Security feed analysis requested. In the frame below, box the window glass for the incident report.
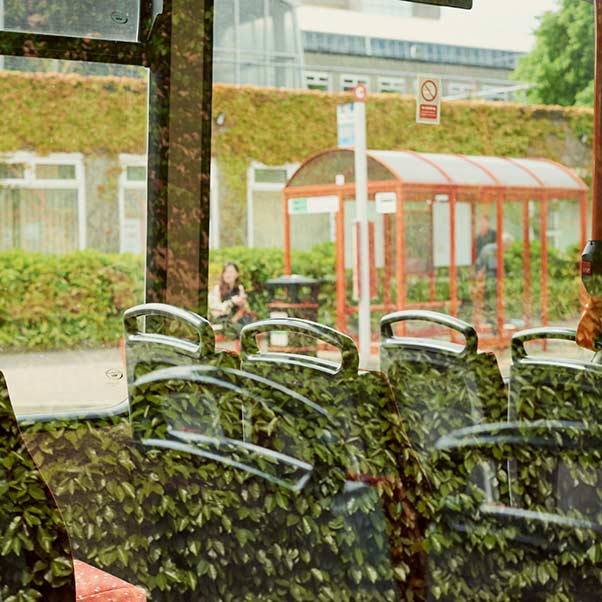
[0,59,148,416]
[0,0,141,42]
[1,2,598,601]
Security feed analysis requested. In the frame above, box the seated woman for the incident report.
[209,262,254,336]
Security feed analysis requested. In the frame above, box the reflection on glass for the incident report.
[0,0,140,42]
[0,58,147,415]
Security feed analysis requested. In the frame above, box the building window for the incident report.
[247,163,297,247]
[0,152,85,254]
[303,32,367,57]
[447,81,473,98]
[341,75,370,92]
[305,71,331,92]
[118,154,147,255]
[377,77,406,94]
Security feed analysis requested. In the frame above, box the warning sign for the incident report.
[416,76,441,125]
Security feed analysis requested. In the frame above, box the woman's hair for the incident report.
[219,262,241,299]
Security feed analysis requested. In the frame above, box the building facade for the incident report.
[213,0,529,101]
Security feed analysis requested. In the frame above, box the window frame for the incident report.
[0,151,86,251]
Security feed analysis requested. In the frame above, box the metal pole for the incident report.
[283,191,291,274]
[336,190,347,332]
[354,88,371,366]
[0,0,5,70]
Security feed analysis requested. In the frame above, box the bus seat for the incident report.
[238,317,430,597]
[129,363,403,599]
[509,327,602,422]
[0,371,146,602]
[429,422,602,602]
[380,310,507,470]
[123,303,238,398]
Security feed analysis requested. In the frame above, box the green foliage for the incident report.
[0,373,75,601]
[0,239,582,352]
[0,72,593,247]
[0,72,147,155]
[0,249,143,351]
[427,423,602,601]
[21,341,433,601]
[513,0,595,106]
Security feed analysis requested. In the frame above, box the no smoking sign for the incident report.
[416,75,441,125]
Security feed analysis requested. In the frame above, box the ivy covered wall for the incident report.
[0,71,594,247]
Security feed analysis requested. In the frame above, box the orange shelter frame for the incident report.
[281,148,588,349]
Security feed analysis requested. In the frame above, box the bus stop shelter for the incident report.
[282,148,588,347]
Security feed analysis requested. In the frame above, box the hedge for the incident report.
[0,249,144,352]
[0,71,594,247]
[0,241,584,352]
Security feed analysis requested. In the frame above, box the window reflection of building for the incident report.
[0,153,85,254]
[214,0,304,88]
[118,155,147,255]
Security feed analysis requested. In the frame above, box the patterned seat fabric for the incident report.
[74,560,147,601]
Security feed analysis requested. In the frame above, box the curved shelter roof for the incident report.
[285,148,587,194]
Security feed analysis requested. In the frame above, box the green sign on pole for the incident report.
[404,0,473,8]
[289,199,308,214]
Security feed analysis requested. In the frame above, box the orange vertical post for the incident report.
[580,191,589,308]
[336,191,347,333]
[283,191,291,275]
[540,194,549,327]
[395,184,406,311]
[495,191,505,341]
[523,196,531,326]
[449,187,458,317]
[471,200,477,264]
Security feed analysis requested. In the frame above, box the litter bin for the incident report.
[265,275,321,321]
[264,275,321,348]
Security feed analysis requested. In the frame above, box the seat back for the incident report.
[380,310,507,467]
[130,364,401,600]
[509,327,602,422]
[428,422,602,602]
[0,371,76,601]
[239,318,430,599]
[124,303,238,408]
[240,317,421,477]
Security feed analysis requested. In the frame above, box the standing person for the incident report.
[474,233,514,333]
[475,214,497,257]
[209,262,253,336]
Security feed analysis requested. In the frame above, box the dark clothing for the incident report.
[476,228,497,258]
[475,242,499,277]
[475,242,500,333]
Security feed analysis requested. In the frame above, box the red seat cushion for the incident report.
[74,559,147,602]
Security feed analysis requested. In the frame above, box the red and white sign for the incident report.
[416,76,441,125]
[353,83,367,102]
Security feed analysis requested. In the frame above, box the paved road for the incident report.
[1,348,127,416]
[1,337,588,418]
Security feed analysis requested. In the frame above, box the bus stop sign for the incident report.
[403,0,473,8]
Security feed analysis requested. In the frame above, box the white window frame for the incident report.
[210,158,219,249]
[377,77,407,94]
[304,70,331,92]
[0,151,86,250]
[340,74,370,93]
[447,81,473,99]
[247,162,298,248]
[118,154,147,255]
[119,155,220,251]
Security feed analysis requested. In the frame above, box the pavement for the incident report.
[0,333,593,418]
[1,347,127,416]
